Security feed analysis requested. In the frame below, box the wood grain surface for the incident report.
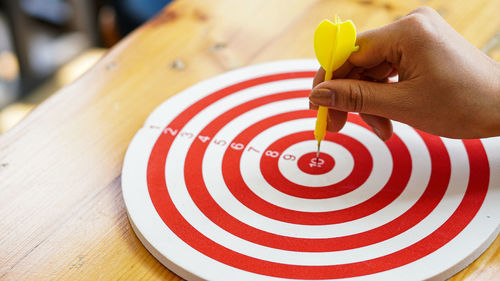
[1,0,499,280]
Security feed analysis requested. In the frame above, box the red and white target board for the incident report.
[122,59,500,281]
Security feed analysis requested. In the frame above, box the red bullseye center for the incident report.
[297,152,335,175]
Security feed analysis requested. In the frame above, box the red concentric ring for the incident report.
[146,72,489,279]
[221,112,410,227]
[260,130,372,199]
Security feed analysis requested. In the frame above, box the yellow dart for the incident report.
[313,16,359,160]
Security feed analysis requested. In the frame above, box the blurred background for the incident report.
[0,0,171,134]
[1,0,500,135]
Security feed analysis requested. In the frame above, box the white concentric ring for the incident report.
[196,98,433,239]
[238,117,392,212]
[278,140,354,187]
[161,105,470,266]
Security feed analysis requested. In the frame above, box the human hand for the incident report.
[309,7,500,140]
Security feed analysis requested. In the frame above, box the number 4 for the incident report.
[198,135,210,143]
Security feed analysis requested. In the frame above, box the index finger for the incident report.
[312,60,354,88]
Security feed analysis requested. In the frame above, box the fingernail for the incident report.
[309,88,334,106]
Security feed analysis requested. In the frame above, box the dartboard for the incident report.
[121,59,500,281]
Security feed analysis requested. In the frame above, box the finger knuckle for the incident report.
[401,12,436,37]
[402,13,428,29]
[345,83,365,112]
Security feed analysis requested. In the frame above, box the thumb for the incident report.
[309,79,407,117]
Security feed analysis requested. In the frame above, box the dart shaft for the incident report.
[313,69,332,157]
[316,140,321,161]
[314,106,328,142]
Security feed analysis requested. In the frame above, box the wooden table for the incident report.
[1,0,499,280]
